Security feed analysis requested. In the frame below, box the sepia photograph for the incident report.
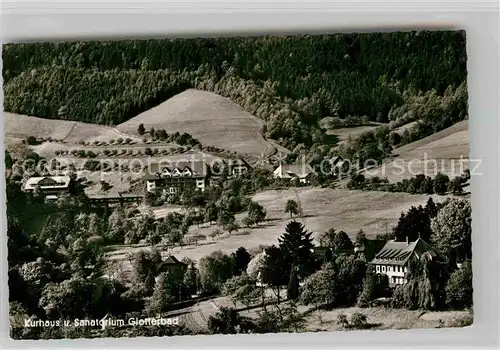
[3,30,473,340]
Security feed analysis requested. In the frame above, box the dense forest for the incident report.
[3,31,467,153]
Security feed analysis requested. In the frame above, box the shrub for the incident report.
[433,172,450,195]
[26,136,38,145]
[445,261,472,310]
[137,123,145,135]
[350,312,368,329]
[336,314,349,329]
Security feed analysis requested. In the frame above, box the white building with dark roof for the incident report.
[22,176,72,195]
[329,155,350,176]
[273,163,315,183]
[145,161,210,194]
[370,238,445,286]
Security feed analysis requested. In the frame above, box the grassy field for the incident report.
[360,120,469,182]
[117,89,283,157]
[326,123,384,146]
[392,120,419,134]
[4,112,142,145]
[106,187,449,268]
[173,291,471,333]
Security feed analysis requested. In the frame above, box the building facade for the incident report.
[145,161,210,194]
[370,238,443,286]
[23,176,72,196]
[330,156,350,176]
[273,163,314,184]
[225,159,251,177]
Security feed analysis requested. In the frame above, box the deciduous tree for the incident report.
[431,198,472,262]
[285,200,300,218]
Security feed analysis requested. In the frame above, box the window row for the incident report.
[375,265,406,273]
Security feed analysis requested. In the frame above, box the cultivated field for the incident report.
[117,89,282,157]
[106,187,449,267]
[360,121,469,182]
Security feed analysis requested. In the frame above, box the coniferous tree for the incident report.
[425,197,439,218]
[392,206,432,243]
[355,229,367,245]
[147,272,172,315]
[278,220,315,278]
[286,265,300,301]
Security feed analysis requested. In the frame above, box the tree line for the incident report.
[347,171,469,195]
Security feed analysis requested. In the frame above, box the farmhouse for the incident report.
[330,155,350,176]
[225,158,251,176]
[370,238,444,286]
[162,255,187,274]
[153,255,188,283]
[273,163,315,183]
[22,176,72,195]
[145,161,211,194]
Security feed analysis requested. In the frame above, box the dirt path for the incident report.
[61,121,79,142]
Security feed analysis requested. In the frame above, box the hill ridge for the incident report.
[117,89,282,157]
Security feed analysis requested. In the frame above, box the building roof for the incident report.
[225,158,251,168]
[163,255,187,267]
[144,160,209,180]
[23,176,71,191]
[370,238,443,266]
[274,163,314,179]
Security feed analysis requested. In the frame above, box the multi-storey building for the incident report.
[370,238,444,286]
[23,176,72,196]
[145,161,210,194]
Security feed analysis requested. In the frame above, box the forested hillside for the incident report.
[3,31,467,152]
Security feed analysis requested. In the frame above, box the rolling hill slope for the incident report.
[117,89,280,157]
[3,112,141,144]
[360,120,469,182]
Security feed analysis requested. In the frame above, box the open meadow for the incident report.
[105,187,450,269]
[4,112,142,145]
